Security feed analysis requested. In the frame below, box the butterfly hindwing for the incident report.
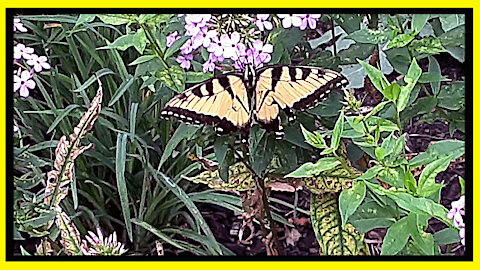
[161,74,251,135]
[254,66,348,138]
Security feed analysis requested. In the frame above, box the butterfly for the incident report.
[160,65,348,141]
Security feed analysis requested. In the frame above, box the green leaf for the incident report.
[397,58,422,112]
[387,33,416,48]
[20,246,31,256]
[165,36,190,59]
[459,176,465,195]
[365,101,390,119]
[108,75,135,106]
[433,228,461,245]
[349,200,397,232]
[439,14,465,32]
[97,14,133,25]
[378,166,405,188]
[159,124,200,168]
[437,81,465,110]
[417,155,452,197]
[409,37,446,54]
[214,136,230,165]
[357,165,382,180]
[365,182,451,225]
[339,181,366,228]
[286,157,341,178]
[185,71,213,83]
[158,66,186,93]
[148,168,223,255]
[412,14,430,34]
[133,28,147,54]
[409,140,464,168]
[438,25,465,49]
[300,125,326,149]
[104,33,137,51]
[404,170,417,193]
[76,14,96,25]
[383,83,400,101]
[249,126,274,176]
[358,60,390,91]
[411,228,435,255]
[47,104,80,134]
[330,111,344,150]
[428,56,442,95]
[381,132,397,158]
[381,214,413,255]
[131,219,186,251]
[375,147,386,161]
[345,29,389,44]
[129,55,157,66]
[384,47,412,74]
[418,72,450,84]
[115,133,132,242]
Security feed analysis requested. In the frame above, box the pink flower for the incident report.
[14,18,27,32]
[192,27,217,49]
[26,54,51,72]
[277,14,303,29]
[14,43,34,60]
[180,39,194,55]
[252,40,273,64]
[184,14,211,36]
[254,14,273,31]
[300,14,321,30]
[14,125,19,133]
[235,40,274,69]
[166,31,180,47]
[176,53,193,70]
[202,54,220,73]
[14,70,35,97]
[210,32,241,60]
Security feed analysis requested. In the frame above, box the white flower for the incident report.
[26,54,51,72]
[14,18,28,32]
[277,14,303,28]
[14,43,34,60]
[14,70,35,97]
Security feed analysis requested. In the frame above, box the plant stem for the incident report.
[331,17,337,56]
[255,175,284,256]
[235,148,284,256]
[396,14,405,33]
[140,24,169,69]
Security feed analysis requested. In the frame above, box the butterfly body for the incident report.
[161,65,348,140]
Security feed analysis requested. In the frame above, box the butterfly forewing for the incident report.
[254,66,348,137]
[161,74,251,134]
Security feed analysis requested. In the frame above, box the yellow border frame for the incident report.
[1,1,478,268]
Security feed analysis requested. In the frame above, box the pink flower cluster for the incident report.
[447,195,465,246]
[168,14,322,73]
[170,14,275,72]
[13,42,51,98]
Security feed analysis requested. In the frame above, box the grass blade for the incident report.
[108,75,135,106]
[47,104,80,134]
[115,133,132,242]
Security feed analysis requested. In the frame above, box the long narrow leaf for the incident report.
[115,133,132,242]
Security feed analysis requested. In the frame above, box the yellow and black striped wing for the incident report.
[254,66,348,137]
[161,74,251,134]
